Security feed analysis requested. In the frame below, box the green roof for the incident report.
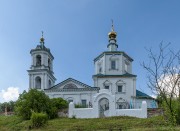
[94,51,133,62]
[30,45,54,59]
[136,90,154,99]
[93,73,137,78]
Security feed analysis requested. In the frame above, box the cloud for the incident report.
[0,87,19,102]
[150,94,157,99]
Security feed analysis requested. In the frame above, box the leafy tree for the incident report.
[15,89,52,120]
[50,98,68,110]
[15,89,68,120]
[0,101,16,113]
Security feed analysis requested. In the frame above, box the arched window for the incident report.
[35,76,41,89]
[103,80,111,90]
[49,80,51,88]
[109,55,119,70]
[111,60,116,69]
[48,59,51,70]
[99,67,102,73]
[36,55,41,66]
[116,80,126,93]
[66,97,74,103]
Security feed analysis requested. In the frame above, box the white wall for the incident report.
[116,101,147,118]
[69,103,98,118]
[69,101,147,119]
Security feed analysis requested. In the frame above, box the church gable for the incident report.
[48,78,93,90]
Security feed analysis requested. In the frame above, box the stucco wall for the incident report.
[116,101,147,118]
[94,77,136,105]
[69,101,147,118]
[69,90,147,119]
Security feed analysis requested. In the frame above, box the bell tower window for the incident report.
[99,67,102,74]
[36,55,41,66]
[35,76,41,89]
[48,59,51,70]
[49,80,51,88]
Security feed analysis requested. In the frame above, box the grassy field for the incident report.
[0,115,179,131]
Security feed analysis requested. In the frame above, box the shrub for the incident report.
[47,106,58,119]
[15,89,51,120]
[75,103,88,108]
[31,112,48,128]
[50,98,68,110]
[15,89,69,120]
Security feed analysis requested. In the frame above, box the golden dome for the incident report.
[108,20,117,38]
[108,31,117,38]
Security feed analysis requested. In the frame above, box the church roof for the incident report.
[30,45,54,59]
[93,73,137,78]
[94,51,133,62]
[44,78,100,92]
[136,90,154,99]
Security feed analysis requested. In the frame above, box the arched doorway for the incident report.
[99,98,109,117]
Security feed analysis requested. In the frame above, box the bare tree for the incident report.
[142,42,180,117]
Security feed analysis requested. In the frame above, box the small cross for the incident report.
[111,19,114,31]
[41,31,44,38]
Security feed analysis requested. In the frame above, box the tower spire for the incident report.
[107,20,118,51]
[40,31,45,48]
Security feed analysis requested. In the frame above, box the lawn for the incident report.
[0,115,179,131]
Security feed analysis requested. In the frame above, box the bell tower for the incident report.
[28,32,56,90]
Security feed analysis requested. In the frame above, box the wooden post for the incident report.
[4,106,7,116]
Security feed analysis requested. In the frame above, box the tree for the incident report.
[15,89,68,120]
[0,101,15,113]
[50,98,68,110]
[142,43,180,124]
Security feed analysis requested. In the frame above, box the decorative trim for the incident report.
[47,78,98,90]
[44,87,100,92]
[93,73,137,78]
[94,51,133,62]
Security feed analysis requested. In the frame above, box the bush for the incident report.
[75,103,88,108]
[15,89,69,120]
[50,98,68,110]
[15,89,51,120]
[47,106,58,119]
[31,112,48,128]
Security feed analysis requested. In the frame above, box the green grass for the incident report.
[0,115,180,131]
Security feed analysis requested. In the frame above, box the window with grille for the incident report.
[118,85,123,92]
[111,60,116,69]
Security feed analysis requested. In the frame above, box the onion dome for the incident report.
[108,20,117,39]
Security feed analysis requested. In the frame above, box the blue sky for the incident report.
[0,0,180,102]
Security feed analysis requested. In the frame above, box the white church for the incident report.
[28,24,157,118]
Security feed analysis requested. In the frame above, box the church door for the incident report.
[98,98,109,117]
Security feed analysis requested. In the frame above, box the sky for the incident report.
[0,0,180,102]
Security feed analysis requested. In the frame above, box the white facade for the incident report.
[28,27,156,118]
[45,78,99,107]
[69,89,147,118]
